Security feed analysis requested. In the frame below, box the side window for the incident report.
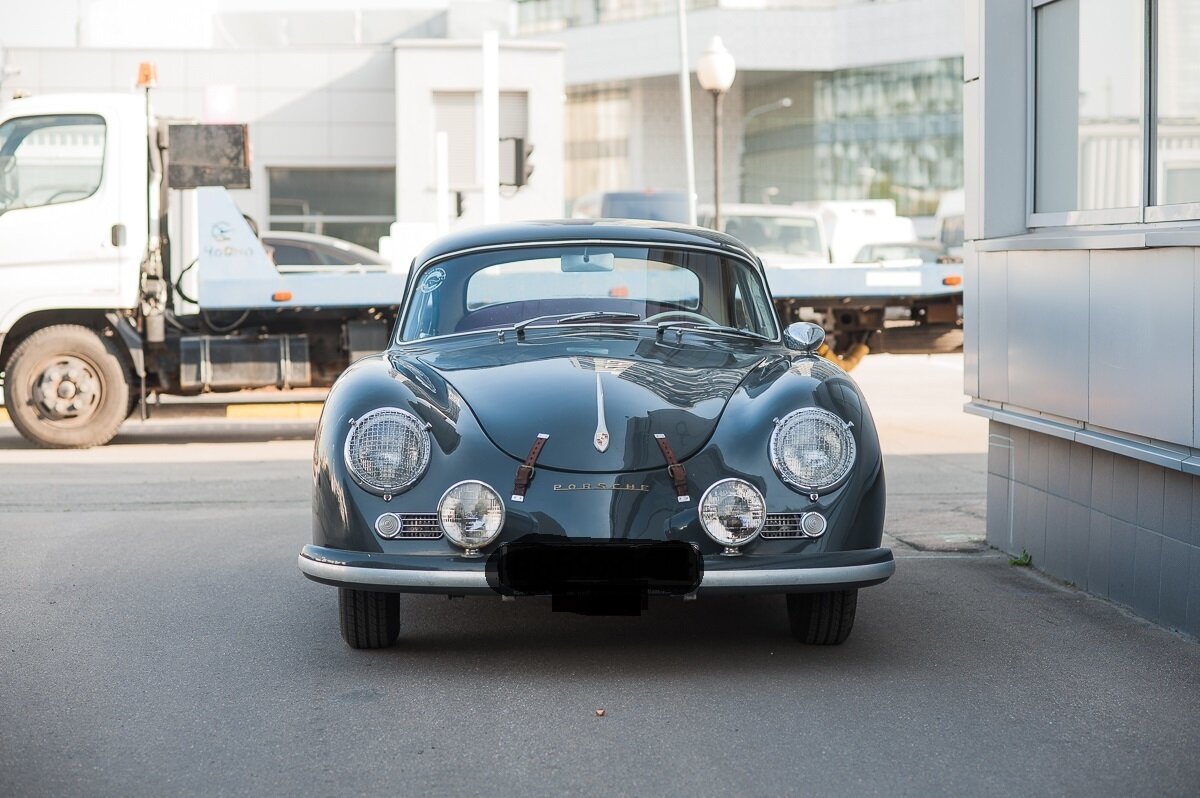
[313,245,360,267]
[0,114,105,214]
[268,243,318,266]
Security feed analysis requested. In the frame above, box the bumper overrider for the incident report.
[298,542,895,596]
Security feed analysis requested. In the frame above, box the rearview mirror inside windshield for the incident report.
[561,251,614,272]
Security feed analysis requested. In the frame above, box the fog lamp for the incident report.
[438,480,505,555]
[699,479,765,555]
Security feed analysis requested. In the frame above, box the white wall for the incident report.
[393,40,564,227]
[1,46,396,226]
[629,76,743,202]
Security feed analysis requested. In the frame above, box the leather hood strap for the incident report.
[654,433,691,503]
[511,433,549,502]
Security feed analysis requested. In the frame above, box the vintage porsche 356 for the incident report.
[298,220,893,648]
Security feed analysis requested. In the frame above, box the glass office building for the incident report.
[540,0,966,218]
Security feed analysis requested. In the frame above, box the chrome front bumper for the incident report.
[298,545,895,595]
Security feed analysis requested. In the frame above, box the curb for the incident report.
[0,402,323,425]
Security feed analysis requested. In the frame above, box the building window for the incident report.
[1155,0,1200,206]
[564,83,631,206]
[432,91,529,190]
[742,59,962,217]
[1034,0,1144,215]
[267,167,395,251]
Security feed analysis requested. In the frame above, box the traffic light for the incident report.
[515,138,534,187]
[500,137,535,188]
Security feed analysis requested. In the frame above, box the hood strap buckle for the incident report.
[511,433,549,502]
[654,433,691,503]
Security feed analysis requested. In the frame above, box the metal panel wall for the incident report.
[977,250,1008,402]
[1006,250,1090,420]
[1090,248,1195,446]
[963,242,980,397]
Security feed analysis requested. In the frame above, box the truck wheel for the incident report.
[2,324,132,449]
[786,590,857,645]
[338,588,400,649]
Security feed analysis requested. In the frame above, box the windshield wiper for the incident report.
[558,311,641,324]
[654,320,771,342]
[512,311,642,341]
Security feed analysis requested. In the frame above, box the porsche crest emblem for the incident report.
[594,372,610,452]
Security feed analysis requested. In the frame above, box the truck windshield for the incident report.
[723,215,824,258]
[400,244,777,342]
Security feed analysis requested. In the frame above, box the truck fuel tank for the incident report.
[179,334,311,391]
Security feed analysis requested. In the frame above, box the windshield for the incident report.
[400,244,778,342]
[722,215,824,257]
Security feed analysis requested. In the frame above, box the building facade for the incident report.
[0,1,563,252]
[521,0,965,218]
[966,0,1200,636]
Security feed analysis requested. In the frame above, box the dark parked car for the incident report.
[299,220,893,648]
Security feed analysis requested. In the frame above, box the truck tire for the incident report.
[338,588,400,649]
[2,324,132,449]
[786,589,857,645]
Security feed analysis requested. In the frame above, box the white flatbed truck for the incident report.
[0,91,409,448]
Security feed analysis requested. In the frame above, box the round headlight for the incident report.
[344,408,431,496]
[699,478,765,550]
[438,480,505,552]
[770,407,856,492]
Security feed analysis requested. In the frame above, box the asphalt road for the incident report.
[1,355,1197,797]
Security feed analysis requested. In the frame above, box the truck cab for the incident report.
[0,94,147,333]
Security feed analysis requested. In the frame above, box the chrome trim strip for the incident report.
[699,560,895,589]
[299,554,492,589]
[299,553,894,590]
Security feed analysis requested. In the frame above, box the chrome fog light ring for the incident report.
[375,512,403,539]
[800,511,827,538]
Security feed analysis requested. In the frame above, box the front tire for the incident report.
[3,324,131,449]
[338,588,400,649]
[786,590,857,645]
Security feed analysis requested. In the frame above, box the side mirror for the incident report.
[783,321,825,353]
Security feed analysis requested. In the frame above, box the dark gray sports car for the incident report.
[299,220,893,648]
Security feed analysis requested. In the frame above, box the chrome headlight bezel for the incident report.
[343,407,431,497]
[769,407,857,493]
[699,478,766,548]
[437,480,506,552]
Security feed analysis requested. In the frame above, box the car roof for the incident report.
[412,219,760,268]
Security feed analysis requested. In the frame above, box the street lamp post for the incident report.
[696,36,736,230]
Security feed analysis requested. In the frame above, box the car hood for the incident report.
[408,335,768,473]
